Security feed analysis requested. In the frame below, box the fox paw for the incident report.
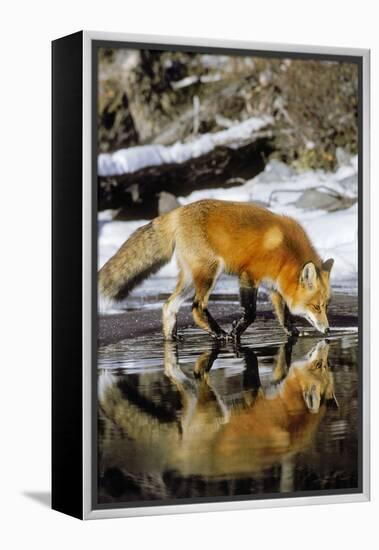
[285,326,299,338]
[164,332,184,342]
[211,329,228,341]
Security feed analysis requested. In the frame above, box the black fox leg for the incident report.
[271,290,299,337]
[230,275,257,340]
[192,300,227,339]
[284,337,295,366]
[193,345,221,379]
[284,304,299,337]
[272,340,295,384]
[241,347,261,390]
[192,266,227,339]
[231,345,261,406]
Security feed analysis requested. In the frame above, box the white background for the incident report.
[0,1,377,548]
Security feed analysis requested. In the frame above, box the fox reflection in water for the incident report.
[168,340,337,477]
[98,338,342,501]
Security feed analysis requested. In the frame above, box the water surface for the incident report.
[97,326,359,506]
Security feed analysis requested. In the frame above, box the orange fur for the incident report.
[99,199,334,337]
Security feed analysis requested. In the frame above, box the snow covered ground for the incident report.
[98,154,358,305]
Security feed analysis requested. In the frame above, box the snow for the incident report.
[98,155,358,301]
[98,115,273,177]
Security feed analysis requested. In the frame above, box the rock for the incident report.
[294,188,357,212]
[158,192,180,215]
[335,147,351,168]
[257,159,295,183]
[338,175,358,196]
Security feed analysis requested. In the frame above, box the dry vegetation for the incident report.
[98,48,358,171]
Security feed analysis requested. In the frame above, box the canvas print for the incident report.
[96,46,360,507]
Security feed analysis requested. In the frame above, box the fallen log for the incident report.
[98,137,274,216]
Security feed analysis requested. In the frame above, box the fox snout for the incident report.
[305,311,331,335]
[303,313,330,335]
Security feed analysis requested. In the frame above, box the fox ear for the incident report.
[325,387,339,409]
[300,262,317,289]
[322,258,334,275]
[325,393,339,409]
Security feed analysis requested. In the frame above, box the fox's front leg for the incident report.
[271,339,294,384]
[193,344,220,379]
[271,290,299,337]
[229,273,257,341]
[191,265,227,339]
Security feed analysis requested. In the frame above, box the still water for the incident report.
[97,327,359,506]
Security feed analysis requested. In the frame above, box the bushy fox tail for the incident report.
[98,213,176,304]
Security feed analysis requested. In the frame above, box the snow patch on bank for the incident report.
[98,115,273,177]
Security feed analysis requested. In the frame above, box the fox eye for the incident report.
[314,360,323,369]
[312,304,321,312]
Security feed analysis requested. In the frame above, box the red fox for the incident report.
[99,199,334,340]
